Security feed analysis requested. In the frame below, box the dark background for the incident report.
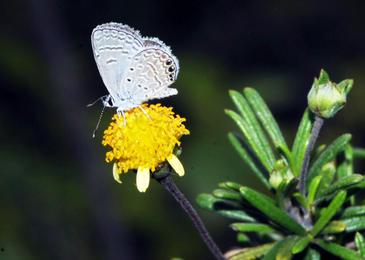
[1,0,365,259]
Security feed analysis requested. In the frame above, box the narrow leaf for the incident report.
[316,240,365,260]
[213,189,242,201]
[293,192,308,209]
[226,109,272,171]
[275,141,295,170]
[225,243,276,260]
[231,223,276,233]
[337,144,354,179]
[308,176,322,206]
[276,236,300,260]
[341,206,365,219]
[322,221,346,234]
[196,193,256,222]
[243,88,289,159]
[342,216,365,232]
[219,181,243,191]
[307,134,352,185]
[319,175,363,197]
[312,190,347,236]
[315,162,336,198]
[292,108,314,176]
[228,132,271,189]
[229,90,276,168]
[292,236,311,254]
[262,238,289,260]
[355,232,365,257]
[240,187,306,235]
[237,232,250,243]
[304,248,321,260]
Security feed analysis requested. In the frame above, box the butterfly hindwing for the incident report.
[120,42,179,104]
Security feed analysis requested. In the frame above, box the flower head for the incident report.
[102,104,190,192]
[308,69,353,118]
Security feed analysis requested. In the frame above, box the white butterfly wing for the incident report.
[120,39,179,104]
[91,23,144,101]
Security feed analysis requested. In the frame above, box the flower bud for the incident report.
[307,69,353,118]
[269,159,294,189]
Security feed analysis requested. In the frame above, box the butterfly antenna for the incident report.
[87,95,107,107]
[92,105,106,138]
[138,105,151,120]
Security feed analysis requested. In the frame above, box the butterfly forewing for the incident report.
[91,23,144,101]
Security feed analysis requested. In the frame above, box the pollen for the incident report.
[102,104,190,174]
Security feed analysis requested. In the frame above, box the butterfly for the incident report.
[91,22,179,117]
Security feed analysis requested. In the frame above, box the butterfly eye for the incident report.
[166,60,172,66]
[168,66,175,72]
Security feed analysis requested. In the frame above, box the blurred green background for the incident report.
[1,0,365,259]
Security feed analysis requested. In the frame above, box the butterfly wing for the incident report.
[91,23,144,102]
[119,39,179,104]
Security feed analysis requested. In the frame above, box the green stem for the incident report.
[299,115,324,196]
[154,174,226,260]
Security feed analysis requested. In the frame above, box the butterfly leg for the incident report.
[117,107,127,126]
[138,105,152,121]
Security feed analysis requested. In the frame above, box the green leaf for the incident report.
[315,162,336,199]
[342,216,365,232]
[240,187,306,235]
[308,176,322,206]
[319,175,363,197]
[243,88,290,161]
[275,141,295,170]
[228,91,276,169]
[276,236,300,260]
[196,193,256,222]
[227,243,276,260]
[337,144,354,179]
[237,232,250,243]
[219,181,243,191]
[322,221,346,234]
[307,134,352,185]
[212,189,242,201]
[355,232,365,257]
[293,192,308,209]
[231,223,276,233]
[312,190,347,237]
[341,206,365,218]
[354,148,365,158]
[292,236,311,254]
[316,240,365,260]
[262,238,289,260]
[292,108,314,176]
[228,132,271,189]
[304,248,321,260]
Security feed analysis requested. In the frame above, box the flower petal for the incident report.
[167,154,185,176]
[113,163,122,183]
[136,167,150,192]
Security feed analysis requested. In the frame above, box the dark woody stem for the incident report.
[299,115,325,196]
[154,174,226,260]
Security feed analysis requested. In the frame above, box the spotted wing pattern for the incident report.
[91,23,144,101]
[120,41,179,104]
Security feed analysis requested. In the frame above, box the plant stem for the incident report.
[154,174,226,260]
[299,115,324,196]
[353,147,365,158]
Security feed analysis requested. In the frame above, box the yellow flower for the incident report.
[102,104,190,192]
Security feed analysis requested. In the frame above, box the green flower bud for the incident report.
[307,69,353,118]
[269,159,294,189]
